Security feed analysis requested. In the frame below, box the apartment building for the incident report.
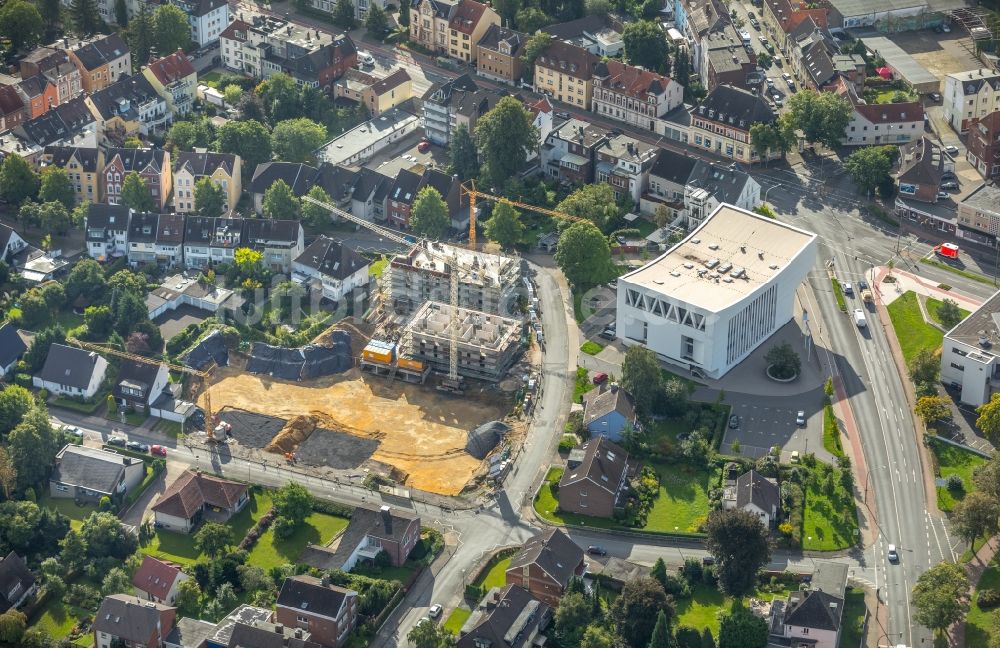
[40,145,104,205]
[168,0,231,46]
[956,183,1000,249]
[69,34,132,94]
[944,69,1000,134]
[592,60,683,131]
[596,134,658,205]
[541,118,609,186]
[104,147,173,210]
[0,85,25,132]
[421,74,504,146]
[445,0,499,63]
[702,26,759,92]
[689,85,778,164]
[173,151,242,215]
[16,76,58,120]
[967,112,1000,180]
[842,100,924,146]
[85,75,171,144]
[534,41,600,110]
[142,50,197,117]
[304,0,391,21]
[475,26,526,85]
[20,46,83,104]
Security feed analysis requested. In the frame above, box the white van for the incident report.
[358,51,375,66]
[853,308,867,328]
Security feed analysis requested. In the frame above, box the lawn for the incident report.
[580,340,604,355]
[929,438,988,512]
[199,71,223,87]
[31,598,89,641]
[369,256,389,278]
[474,556,512,591]
[573,367,595,404]
[925,296,970,328]
[534,468,618,531]
[247,510,349,570]
[443,607,472,635]
[840,587,868,648]
[831,277,847,312]
[822,403,844,459]
[38,492,98,531]
[152,419,184,438]
[50,393,105,415]
[353,562,418,585]
[873,88,916,103]
[966,561,1000,647]
[144,490,273,565]
[646,463,714,534]
[674,582,794,636]
[886,291,943,364]
[802,467,860,551]
[54,308,85,331]
[572,291,586,323]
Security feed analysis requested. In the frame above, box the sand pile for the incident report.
[266,415,317,454]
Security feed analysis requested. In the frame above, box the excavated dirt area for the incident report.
[201,367,507,495]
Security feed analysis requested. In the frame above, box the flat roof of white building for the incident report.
[621,204,816,312]
[946,289,1000,351]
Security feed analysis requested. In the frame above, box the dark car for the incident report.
[106,436,126,447]
[701,556,716,565]
[858,279,869,291]
[126,441,149,453]
[587,546,607,556]
[728,414,740,429]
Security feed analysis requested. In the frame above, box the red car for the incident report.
[150,445,167,457]
[417,140,430,153]
[592,372,608,385]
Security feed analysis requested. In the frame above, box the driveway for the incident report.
[720,391,831,462]
[119,458,189,527]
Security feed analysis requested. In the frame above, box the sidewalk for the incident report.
[948,534,1000,647]
[873,266,984,311]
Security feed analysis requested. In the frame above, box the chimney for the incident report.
[321,574,330,587]
[274,623,284,634]
[380,505,393,534]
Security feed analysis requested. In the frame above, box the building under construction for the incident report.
[387,241,520,315]
[400,301,522,382]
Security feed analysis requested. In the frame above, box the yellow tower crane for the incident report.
[460,179,585,249]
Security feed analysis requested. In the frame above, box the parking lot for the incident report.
[720,392,829,461]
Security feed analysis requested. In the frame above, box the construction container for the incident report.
[362,339,396,365]
[397,357,426,372]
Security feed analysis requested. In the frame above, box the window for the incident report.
[951,362,965,371]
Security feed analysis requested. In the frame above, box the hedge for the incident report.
[312,499,354,518]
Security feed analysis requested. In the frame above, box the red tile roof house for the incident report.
[151,469,249,533]
[275,574,359,648]
[93,594,177,648]
[505,529,586,607]
[132,555,189,605]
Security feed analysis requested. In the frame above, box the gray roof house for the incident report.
[723,469,781,527]
[0,323,27,377]
[292,235,371,303]
[93,594,177,648]
[0,552,37,613]
[32,343,109,399]
[457,584,551,648]
[581,384,638,442]
[769,561,849,648]
[505,528,586,606]
[50,444,146,503]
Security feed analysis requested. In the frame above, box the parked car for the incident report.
[592,372,609,385]
[740,29,751,43]
[766,78,775,88]
[64,426,83,438]
[858,279,869,290]
[417,140,430,153]
[790,450,800,462]
[781,72,792,82]
[587,545,607,556]
[759,35,768,45]
[150,445,167,457]
[428,604,443,618]
[796,410,806,426]
[599,327,616,340]
[944,144,959,155]
[937,191,951,200]
[729,414,740,429]
[358,51,375,66]
[555,111,570,119]
[749,16,760,28]
[941,180,959,190]
[126,441,149,453]
[941,23,951,32]
[107,436,126,447]
[929,92,942,102]
[701,556,716,565]
[887,544,899,562]
[842,282,853,295]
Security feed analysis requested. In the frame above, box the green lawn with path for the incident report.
[32,600,88,640]
[474,556,512,591]
[886,291,943,364]
[929,438,987,512]
[966,561,1000,647]
[925,296,970,328]
[802,467,860,551]
[840,587,868,648]
[573,367,595,404]
[675,582,793,635]
[247,510,349,570]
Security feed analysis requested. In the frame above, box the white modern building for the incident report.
[315,107,419,166]
[943,69,1000,135]
[616,203,817,379]
[169,0,231,46]
[941,290,1000,406]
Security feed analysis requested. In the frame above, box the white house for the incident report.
[84,203,130,260]
[616,203,817,379]
[152,470,250,533]
[842,100,925,146]
[722,469,781,527]
[943,69,1000,134]
[114,360,170,413]
[33,344,109,399]
[769,562,848,648]
[940,289,1000,407]
[0,223,28,263]
[292,236,370,302]
[683,160,761,230]
[169,0,231,46]
[132,556,189,605]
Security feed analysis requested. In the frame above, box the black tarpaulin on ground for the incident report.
[466,420,509,459]
[248,330,352,381]
[184,330,229,370]
[247,343,305,381]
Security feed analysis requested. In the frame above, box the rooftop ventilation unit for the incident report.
[719,263,732,273]
[683,262,694,269]
[708,243,719,250]
[705,259,719,269]
[691,238,701,244]
[769,264,779,270]
[670,271,681,277]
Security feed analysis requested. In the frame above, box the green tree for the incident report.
[974,454,1000,501]
[101,567,132,596]
[843,145,895,196]
[673,47,691,89]
[786,90,853,149]
[114,0,127,25]
[0,447,15,500]
[223,83,243,107]
[366,3,388,36]
[234,247,264,279]
[0,385,34,436]
[675,627,702,648]
[554,592,592,646]
[622,20,670,73]
[332,0,356,28]
[977,394,1000,444]
[108,269,147,295]
[217,120,272,175]
[20,201,72,234]
[68,0,101,35]
[515,6,551,33]
[0,609,27,644]
[700,628,716,648]
[0,1,44,52]
[38,167,75,209]
[648,609,672,648]
[301,186,334,226]
[194,522,233,558]
[258,73,300,122]
[262,179,300,219]
[0,154,39,205]
[494,0,520,23]
[273,482,314,526]
[410,186,450,239]
[407,619,456,648]
[399,0,410,26]
[37,0,61,33]
[114,290,149,335]
[81,511,138,559]
[650,557,668,590]
[521,32,553,77]
[120,172,156,212]
[579,625,616,648]
[22,326,66,373]
[749,119,795,163]
[765,342,800,379]
[174,577,201,610]
[951,491,1000,548]
[912,561,969,636]
[611,577,672,648]
[621,345,663,415]
[6,407,58,493]
[194,177,226,218]
[704,509,771,597]
[272,118,327,163]
[484,201,524,248]
[126,2,153,66]
[718,605,768,648]
[908,348,940,385]
[555,220,614,289]
[475,96,538,189]
[936,298,963,328]
[167,119,213,152]
[449,124,479,181]
[556,184,619,231]
[153,4,192,55]
[914,395,951,426]
[84,305,114,338]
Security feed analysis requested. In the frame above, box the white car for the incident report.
[740,29,751,43]
[358,51,376,66]
[887,544,899,562]
[937,191,951,200]
[781,72,792,82]
[64,426,83,438]
[796,410,806,426]
[428,604,443,618]
[766,78,775,88]
[854,308,867,328]
[944,145,959,155]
